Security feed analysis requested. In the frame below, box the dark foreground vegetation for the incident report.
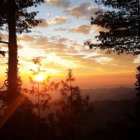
[0,86,140,140]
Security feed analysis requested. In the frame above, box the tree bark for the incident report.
[7,0,19,102]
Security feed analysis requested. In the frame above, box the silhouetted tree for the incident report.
[0,0,44,102]
[135,66,140,96]
[47,70,93,140]
[24,57,59,120]
[29,57,51,119]
[87,1,140,136]
[87,0,140,55]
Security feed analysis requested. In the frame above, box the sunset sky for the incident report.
[0,0,139,89]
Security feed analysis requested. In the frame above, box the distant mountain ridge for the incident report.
[81,87,135,101]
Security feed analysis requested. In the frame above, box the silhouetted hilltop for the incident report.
[1,90,140,140]
[81,87,135,101]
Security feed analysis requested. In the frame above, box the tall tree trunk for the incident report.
[7,0,19,102]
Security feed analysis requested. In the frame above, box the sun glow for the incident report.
[34,74,45,82]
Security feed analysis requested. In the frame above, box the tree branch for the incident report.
[0,40,9,44]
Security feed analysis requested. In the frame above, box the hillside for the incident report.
[81,87,135,101]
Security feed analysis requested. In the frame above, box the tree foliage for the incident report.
[46,70,93,140]
[0,0,43,33]
[0,0,44,101]
[89,0,140,55]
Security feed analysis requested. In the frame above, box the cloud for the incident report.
[18,35,35,42]
[65,2,98,18]
[17,34,103,64]
[38,19,48,27]
[91,25,109,32]
[70,25,90,34]
[94,57,113,65]
[0,33,8,41]
[17,33,109,72]
[133,55,140,63]
[54,27,67,31]
[82,52,102,59]
[47,16,68,25]
[45,53,81,68]
[46,13,54,17]
[35,36,48,46]
[45,0,70,8]
[49,36,68,44]
[69,24,109,35]
[38,16,68,27]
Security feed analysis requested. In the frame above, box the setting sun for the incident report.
[34,74,45,82]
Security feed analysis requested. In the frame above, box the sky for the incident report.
[0,0,139,89]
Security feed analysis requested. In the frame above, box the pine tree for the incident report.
[49,70,93,140]
[88,0,140,55]
[0,0,44,102]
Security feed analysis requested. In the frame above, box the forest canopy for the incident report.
[89,0,140,55]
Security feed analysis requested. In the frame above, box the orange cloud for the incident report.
[70,25,90,34]
[45,0,70,8]
[0,33,8,41]
[91,25,109,32]
[18,35,35,42]
[38,19,48,27]
[47,16,68,25]
[94,57,113,65]
[38,16,68,27]
[65,2,98,18]
[69,24,109,35]
[133,55,140,64]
